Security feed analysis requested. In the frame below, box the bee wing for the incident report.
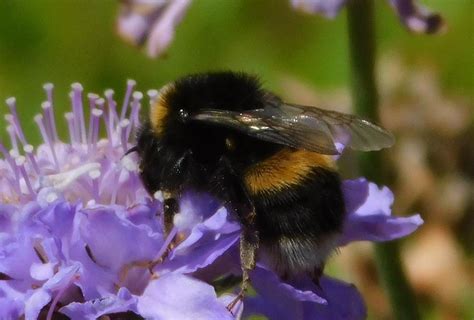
[192,102,394,155]
[279,103,395,152]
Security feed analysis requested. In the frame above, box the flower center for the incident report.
[0,81,156,207]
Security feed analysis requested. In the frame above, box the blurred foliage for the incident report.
[0,1,472,319]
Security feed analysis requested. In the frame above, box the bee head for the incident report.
[149,71,265,140]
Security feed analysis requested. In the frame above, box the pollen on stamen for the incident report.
[34,114,59,169]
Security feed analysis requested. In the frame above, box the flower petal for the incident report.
[340,179,423,245]
[137,273,234,320]
[78,205,163,273]
[245,266,366,320]
[159,207,240,274]
[60,287,138,320]
[389,0,444,33]
[25,289,51,320]
[117,0,193,58]
[291,0,348,18]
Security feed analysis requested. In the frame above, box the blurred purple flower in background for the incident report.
[117,0,192,58]
[0,82,422,319]
[291,0,444,33]
[116,0,443,58]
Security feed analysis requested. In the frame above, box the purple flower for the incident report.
[291,0,444,33]
[0,81,422,319]
[117,0,192,58]
[0,82,237,319]
[116,0,443,59]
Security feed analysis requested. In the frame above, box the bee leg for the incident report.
[226,227,259,314]
[160,192,179,260]
[215,157,258,313]
[163,193,179,235]
[147,192,179,272]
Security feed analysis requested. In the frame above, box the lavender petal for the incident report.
[389,0,444,33]
[137,273,234,320]
[60,287,138,320]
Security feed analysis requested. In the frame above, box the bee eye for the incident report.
[178,109,189,122]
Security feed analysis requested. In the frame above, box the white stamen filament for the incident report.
[41,162,101,191]
[34,115,59,169]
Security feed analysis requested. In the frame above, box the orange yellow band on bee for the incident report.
[244,148,335,195]
[150,84,173,135]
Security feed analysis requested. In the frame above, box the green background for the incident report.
[0,0,471,144]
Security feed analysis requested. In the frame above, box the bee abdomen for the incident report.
[252,166,345,275]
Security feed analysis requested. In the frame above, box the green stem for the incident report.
[346,0,420,319]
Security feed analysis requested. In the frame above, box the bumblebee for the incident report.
[134,71,393,306]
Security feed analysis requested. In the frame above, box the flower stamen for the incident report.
[34,114,59,169]
[41,101,59,143]
[71,83,87,144]
[16,156,35,196]
[23,144,41,175]
[41,162,101,191]
[120,79,136,121]
[64,112,77,145]
[5,97,27,145]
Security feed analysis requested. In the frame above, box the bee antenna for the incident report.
[123,145,138,158]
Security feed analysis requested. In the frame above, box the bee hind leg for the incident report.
[227,226,259,314]
[213,156,259,314]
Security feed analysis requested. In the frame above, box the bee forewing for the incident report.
[191,101,394,155]
[280,103,395,152]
